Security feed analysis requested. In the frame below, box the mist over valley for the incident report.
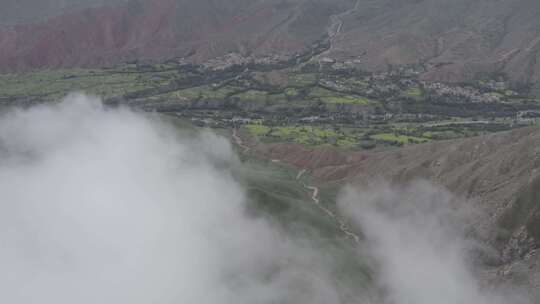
[1,0,540,302]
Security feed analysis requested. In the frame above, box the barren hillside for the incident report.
[0,0,350,71]
[333,0,540,93]
[252,126,540,295]
[3,0,540,93]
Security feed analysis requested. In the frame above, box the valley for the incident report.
[1,0,540,301]
[2,49,539,151]
[3,0,540,152]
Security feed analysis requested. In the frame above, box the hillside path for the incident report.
[296,169,360,244]
[231,131,360,244]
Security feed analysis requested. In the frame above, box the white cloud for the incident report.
[0,93,530,304]
[338,180,530,304]
[0,93,343,304]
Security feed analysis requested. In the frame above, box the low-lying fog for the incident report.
[0,94,530,303]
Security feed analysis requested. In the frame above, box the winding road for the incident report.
[232,131,360,244]
[296,169,360,244]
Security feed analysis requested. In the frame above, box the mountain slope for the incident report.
[0,0,125,26]
[332,0,540,93]
[0,0,350,71]
[3,0,540,93]
[256,126,540,252]
[252,125,540,296]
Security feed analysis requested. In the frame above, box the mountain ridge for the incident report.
[3,0,540,94]
[0,0,350,72]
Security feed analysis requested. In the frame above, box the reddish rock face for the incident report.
[0,0,196,70]
[0,0,342,71]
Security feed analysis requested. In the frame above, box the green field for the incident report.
[0,60,531,153]
[244,124,352,146]
[371,133,429,145]
[403,87,424,100]
[233,157,375,301]
[0,66,178,101]
[243,123,442,149]
[320,95,374,105]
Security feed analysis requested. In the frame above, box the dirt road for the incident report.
[232,131,360,244]
[296,169,360,244]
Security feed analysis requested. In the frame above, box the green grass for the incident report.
[170,85,238,100]
[344,78,370,90]
[165,118,376,298]
[486,92,504,99]
[371,133,429,144]
[422,131,461,140]
[266,93,287,103]
[308,87,335,98]
[336,137,358,147]
[245,122,439,149]
[307,87,375,105]
[288,73,318,87]
[0,67,179,100]
[270,126,338,145]
[284,87,299,97]
[231,90,268,102]
[404,87,424,100]
[234,158,375,297]
[244,124,363,147]
[320,95,374,105]
[245,124,271,136]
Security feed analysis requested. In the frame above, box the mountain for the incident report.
[0,0,350,71]
[332,0,540,94]
[1,0,540,298]
[2,0,540,93]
